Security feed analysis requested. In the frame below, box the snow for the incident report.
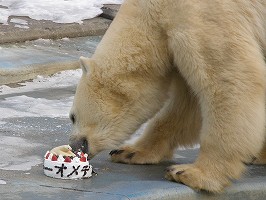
[0,70,81,123]
[0,136,42,171]
[0,0,124,25]
[0,69,82,95]
[0,95,74,120]
[11,18,29,29]
[14,24,29,29]
[0,180,7,185]
[10,18,28,25]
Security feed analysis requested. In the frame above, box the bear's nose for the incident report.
[69,136,89,154]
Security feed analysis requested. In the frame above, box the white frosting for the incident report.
[43,151,92,179]
[58,155,64,162]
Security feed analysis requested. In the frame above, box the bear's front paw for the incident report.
[109,146,161,164]
[165,164,229,193]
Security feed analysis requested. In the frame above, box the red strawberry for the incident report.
[45,153,50,159]
[80,152,85,157]
[64,156,71,163]
[51,155,58,161]
[80,156,86,162]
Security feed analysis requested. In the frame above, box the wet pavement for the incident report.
[0,36,101,84]
[0,85,266,200]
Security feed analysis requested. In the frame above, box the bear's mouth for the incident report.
[69,136,89,155]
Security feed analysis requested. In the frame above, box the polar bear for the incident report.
[69,0,266,192]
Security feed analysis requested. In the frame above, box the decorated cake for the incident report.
[43,145,93,179]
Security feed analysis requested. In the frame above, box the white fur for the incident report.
[70,0,266,192]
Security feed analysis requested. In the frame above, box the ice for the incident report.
[0,0,124,25]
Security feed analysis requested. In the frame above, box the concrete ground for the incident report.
[1,3,266,200]
[0,85,266,200]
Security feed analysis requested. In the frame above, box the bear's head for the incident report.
[69,57,171,157]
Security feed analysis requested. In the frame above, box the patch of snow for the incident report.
[14,24,29,29]
[61,37,70,42]
[33,38,52,44]
[0,136,43,171]
[0,95,73,121]
[0,69,82,95]
[0,0,124,25]
[0,70,79,123]
[0,157,41,171]
[173,154,185,159]
[10,18,28,25]
[0,180,7,184]
[177,144,200,150]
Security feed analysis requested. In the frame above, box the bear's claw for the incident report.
[110,148,136,163]
[109,149,124,155]
[110,145,167,164]
[176,170,185,175]
[110,146,152,164]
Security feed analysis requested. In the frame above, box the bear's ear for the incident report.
[79,56,94,74]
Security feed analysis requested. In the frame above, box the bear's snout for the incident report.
[69,136,89,154]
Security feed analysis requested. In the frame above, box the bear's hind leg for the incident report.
[110,71,201,164]
[166,38,266,192]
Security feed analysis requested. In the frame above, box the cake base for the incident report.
[44,159,92,179]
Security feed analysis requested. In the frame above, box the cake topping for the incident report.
[80,156,86,162]
[64,156,72,163]
[50,145,76,157]
[51,155,58,161]
[57,155,64,162]
[44,145,89,163]
[45,152,50,159]
[73,157,80,163]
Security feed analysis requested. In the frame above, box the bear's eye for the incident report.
[70,114,76,124]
